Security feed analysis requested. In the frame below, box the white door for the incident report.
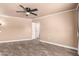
[32,22,40,39]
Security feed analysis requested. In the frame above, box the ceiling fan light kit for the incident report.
[16,5,38,16]
[26,12,30,15]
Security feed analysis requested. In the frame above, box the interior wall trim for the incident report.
[34,9,77,20]
[0,14,32,20]
[0,38,33,43]
[40,40,78,51]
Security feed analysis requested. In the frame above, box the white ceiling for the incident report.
[0,3,78,19]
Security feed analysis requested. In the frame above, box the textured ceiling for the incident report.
[0,3,78,19]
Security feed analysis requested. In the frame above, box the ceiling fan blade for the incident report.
[19,5,26,10]
[16,11,25,13]
[31,9,38,12]
[30,12,37,16]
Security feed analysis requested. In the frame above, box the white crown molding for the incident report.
[34,9,77,20]
[0,14,32,20]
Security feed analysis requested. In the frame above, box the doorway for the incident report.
[32,22,40,39]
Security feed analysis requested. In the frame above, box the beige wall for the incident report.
[0,16,32,41]
[35,11,77,48]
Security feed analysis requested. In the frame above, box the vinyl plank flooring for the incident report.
[0,40,78,56]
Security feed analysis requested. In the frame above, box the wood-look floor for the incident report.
[0,40,78,56]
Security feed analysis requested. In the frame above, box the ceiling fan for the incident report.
[16,5,38,16]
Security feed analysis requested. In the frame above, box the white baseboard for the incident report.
[0,39,77,51]
[40,40,78,51]
[0,39,33,43]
